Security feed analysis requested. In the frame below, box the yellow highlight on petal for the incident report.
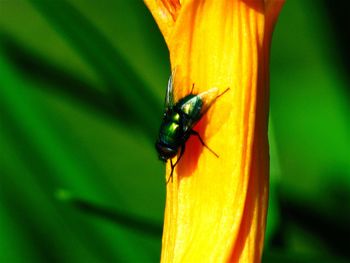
[144,0,284,262]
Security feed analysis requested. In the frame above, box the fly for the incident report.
[155,71,229,183]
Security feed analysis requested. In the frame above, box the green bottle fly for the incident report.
[156,71,229,183]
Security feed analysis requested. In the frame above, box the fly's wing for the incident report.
[164,69,176,111]
[180,87,219,130]
[195,87,220,115]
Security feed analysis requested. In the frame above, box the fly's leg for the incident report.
[190,83,195,94]
[189,87,229,158]
[166,145,186,184]
[166,159,175,184]
[216,87,230,100]
[190,130,219,158]
[174,144,185,167]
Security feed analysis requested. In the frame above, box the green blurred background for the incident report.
[0,1,349,262]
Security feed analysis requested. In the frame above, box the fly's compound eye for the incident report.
[156,143,177,162]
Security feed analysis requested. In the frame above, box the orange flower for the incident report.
[145,0,284,262]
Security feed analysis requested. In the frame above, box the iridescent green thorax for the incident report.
[159,111,183,146]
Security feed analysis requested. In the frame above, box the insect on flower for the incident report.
[155,70,229,183]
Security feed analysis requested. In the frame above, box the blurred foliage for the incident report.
[0,0,349,262]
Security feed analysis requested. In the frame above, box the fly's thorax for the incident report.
[158,110,184,146]
[169,111,181,123]
[156,110,184,161]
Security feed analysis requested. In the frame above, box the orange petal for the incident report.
[145,0,284,262]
